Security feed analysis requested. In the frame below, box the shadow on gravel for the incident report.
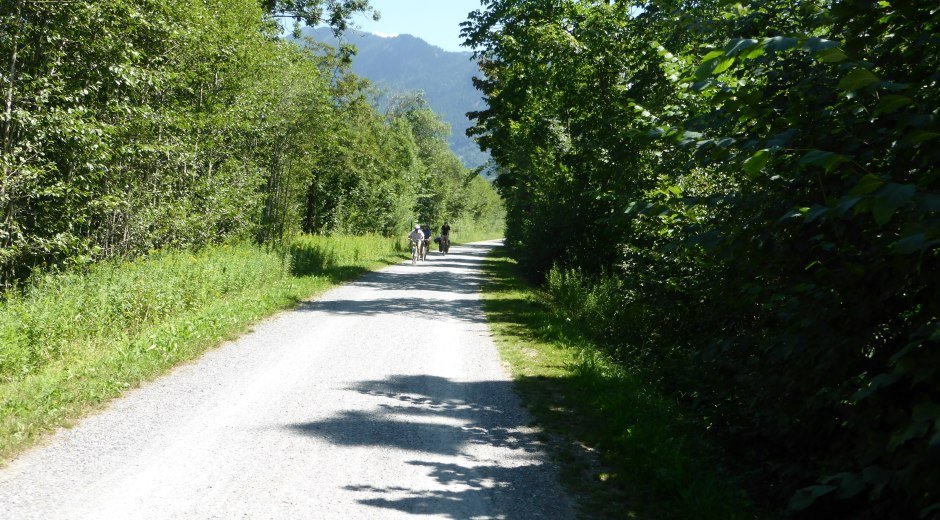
[346,461,557,518]
[296,244,498,323]
[351,270,488,295]
[287,375,563,519]
[298,296,487,323]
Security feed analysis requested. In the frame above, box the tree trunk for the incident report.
[2,0,22,164]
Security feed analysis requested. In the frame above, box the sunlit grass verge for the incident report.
[0,234,406,463]
[480,248,752,519]
[449,218,505,245]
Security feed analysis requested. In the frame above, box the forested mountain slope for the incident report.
[300,27,488,169]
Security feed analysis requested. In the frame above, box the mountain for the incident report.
[299,27,489,169]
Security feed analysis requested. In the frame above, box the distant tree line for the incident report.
[464,0,938,516]
[0,0,501,287]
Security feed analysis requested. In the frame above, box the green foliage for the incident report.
[481,249,751,519]
[465,0,939,516]
[264,0,377,31]
[450,174,506,243]
[0,234,405,461]
[0,0,504,463]
[302,27,490,168]
[0,0,502,287]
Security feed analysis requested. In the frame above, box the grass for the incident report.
[449,218,505,245]
[0,234,407,464]
[480,247,753,519]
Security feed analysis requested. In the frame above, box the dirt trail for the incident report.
[0,240,572,519]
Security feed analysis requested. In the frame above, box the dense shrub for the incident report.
[465,0,939,515]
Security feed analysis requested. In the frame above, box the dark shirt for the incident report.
[441,224,451,237]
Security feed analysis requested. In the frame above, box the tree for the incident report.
[463,0,940,515]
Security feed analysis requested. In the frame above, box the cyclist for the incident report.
[440,221,451,254]
[421,224,432,260]
[408,224,425,261]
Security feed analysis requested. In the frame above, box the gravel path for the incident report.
[0,240,572,519]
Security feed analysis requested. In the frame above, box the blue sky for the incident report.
[350,0,484,52]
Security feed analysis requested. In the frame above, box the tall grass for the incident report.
[449,216,505,244]
[0,234,405,462]
[481,250,752,519]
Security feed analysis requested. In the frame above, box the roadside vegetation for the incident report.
[481,249,752,519]
[0,235,405,463]
[0,0,502,289]
[465,0,938,516]
[0,0,503,461]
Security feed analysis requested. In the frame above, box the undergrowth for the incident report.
[0,234,406,463]
[480,248,753,519]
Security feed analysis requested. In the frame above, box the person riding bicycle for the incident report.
[408,224,425,260]
[421,224,432,259]
[440,221,451,253]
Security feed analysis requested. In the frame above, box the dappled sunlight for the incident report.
[286,373,563,519]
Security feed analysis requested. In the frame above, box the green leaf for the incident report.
[889,421,930,451]
[874,95,913,116]
[743,45,766,60]
[777,208,804,224]
[743,149,771,177]
[789,485,836,511]
[695,59,719,79]
[691,79,716,91]
[853,373,901,401]
[763,36,798,52]
[724,38,758,56]
[701,49,725,61]
[817,48,848,63]
[799,150,848,172]
[849,174,885,196]
[822,472,866,500]
[872,183,916,225]
[901,130,940,145]
[834,195,861,216]
[695,56,735,79]
[713,56,736,74]
[838,68,880,91]
[803,205,828,224]
[890,233,927,254]
[802,37,840,53]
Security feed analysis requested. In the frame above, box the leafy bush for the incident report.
[465,0,940,515]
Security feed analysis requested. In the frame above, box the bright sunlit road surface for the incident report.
[0,240,572,519]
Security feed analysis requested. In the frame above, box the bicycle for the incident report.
[410,238,420,264]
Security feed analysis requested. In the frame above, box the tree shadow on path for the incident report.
[295,243,498,324]
[286,375,571,519]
